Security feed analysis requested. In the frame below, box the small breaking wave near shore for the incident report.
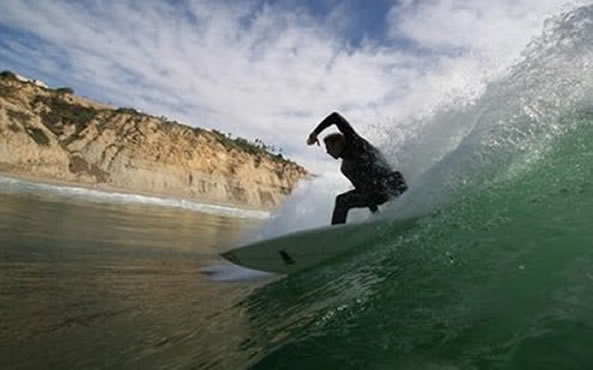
[0,174,270,220]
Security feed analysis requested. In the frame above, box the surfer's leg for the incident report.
[388,171,408,195]
[367,173,408,215]
[367,192,390,214]
[331,190,372,225]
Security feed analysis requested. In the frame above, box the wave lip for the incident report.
[0,175,270,219]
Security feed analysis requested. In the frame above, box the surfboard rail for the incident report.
[220,217,420,274]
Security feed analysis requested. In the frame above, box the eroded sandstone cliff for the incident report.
[0,72,308,209]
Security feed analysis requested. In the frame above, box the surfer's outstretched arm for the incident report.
[307,112,361,144]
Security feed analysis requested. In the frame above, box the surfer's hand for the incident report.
[307,133,319,146]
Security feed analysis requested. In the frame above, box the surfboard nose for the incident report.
[221,251,241,265]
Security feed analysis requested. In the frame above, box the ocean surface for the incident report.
[0,175,271,369]
[4,4,593,370]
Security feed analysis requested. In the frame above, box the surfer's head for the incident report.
[324,133,345,159]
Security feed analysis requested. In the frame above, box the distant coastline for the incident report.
[0,171,271,220]
[0,71,309,210]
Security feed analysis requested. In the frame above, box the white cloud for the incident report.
[390,0,571,70]
[0,0,581,175]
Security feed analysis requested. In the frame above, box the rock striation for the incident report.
[0,72,308,209]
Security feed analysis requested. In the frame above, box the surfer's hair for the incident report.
[323,132,344,145]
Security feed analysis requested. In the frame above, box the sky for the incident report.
[0,0,582,174]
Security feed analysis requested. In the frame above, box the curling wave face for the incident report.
[238,5,593,369]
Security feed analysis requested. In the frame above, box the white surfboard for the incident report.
[220,217,419,274]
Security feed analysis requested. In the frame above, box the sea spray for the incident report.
[251,3,593,236]
[240,6,593,368]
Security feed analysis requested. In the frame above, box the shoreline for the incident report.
[0,171,271,219]
[0,71,308,214]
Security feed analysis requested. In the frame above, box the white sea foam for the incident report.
[200,263,273,282]
[0,175,270,220]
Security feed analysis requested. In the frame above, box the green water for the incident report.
[244,122,593,369]
[3,123,593,370]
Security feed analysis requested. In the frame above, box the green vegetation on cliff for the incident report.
[1,69,305,173]
[0,70,17,79]
[210,129,295,166]
[33,95,99,136]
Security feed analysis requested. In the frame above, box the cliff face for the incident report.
[0,74,308,209]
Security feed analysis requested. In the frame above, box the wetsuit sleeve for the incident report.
[312,112,363,144]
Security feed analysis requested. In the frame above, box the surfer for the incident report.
[307,112,407,225]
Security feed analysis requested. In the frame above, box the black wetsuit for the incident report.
[312,112,407,224]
